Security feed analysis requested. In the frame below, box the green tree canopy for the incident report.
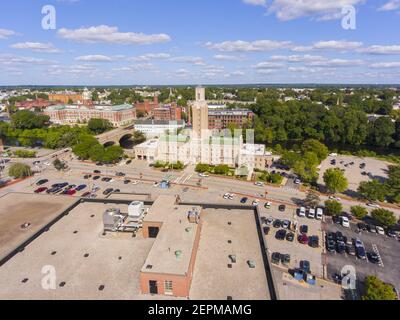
[350,206,368,220]
[8,163,33,179]
[11,110,49,130]
[323,168,349,194]
[88,118,113,135]
[358,180,387,202]
[324,200,343,216]
[371,209,397,227]
[362,276,397,300]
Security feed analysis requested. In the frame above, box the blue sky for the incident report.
[0,0,399,85]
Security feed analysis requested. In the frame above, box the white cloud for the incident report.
[370,62,400,68]
[169,56,206,65]
[58,25,171,45]
[0,28,17,39]
[269,54,325,62]
[205,40,292,52]
[242,0,267,6]
[213,54,246,61]
[130,53,171,61]
[258,0,365,21]
[378,0,400,11]
[75,55,115,62]
[307,58,364,67]
[358,45,400,55]
[312,40,363,51]
[10,42,61,53]
[253,61,285,69]
[0,54,55,65]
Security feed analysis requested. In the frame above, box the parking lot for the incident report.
[319,155,390,191]
[324,218,400,295]
[258,204,324,278]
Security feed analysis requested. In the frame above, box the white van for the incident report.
[316,208,324,220]
[308,208,316,219]
[299,207,306,217]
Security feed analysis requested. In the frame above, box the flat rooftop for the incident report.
[0,202,155,300]
[190,208,270,300]
[0,193,77,264]
[141,196,201,276]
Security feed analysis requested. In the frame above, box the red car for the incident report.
[34,187,48,194]
[298,234,309,245]
[81,192,91,198]
[67,189,77,196]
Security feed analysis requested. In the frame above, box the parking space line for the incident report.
[372,244,384,268]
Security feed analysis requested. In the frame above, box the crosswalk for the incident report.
[173,173,193,185]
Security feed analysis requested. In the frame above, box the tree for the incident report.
[88,119,113,135]
[195,163,210,173]
[350,206,368,220]
[358,180,387,202]
[323,168,348,194]
[8,163,32,179]
[302,139,329,162]
[214,164,230,175]
[371,209,397,227]
[368,117,395,148]
[101,145,124,164]
[132,131,146,145]
[11,110,49,130]
[362,276,397,300]
[304,191,321,208]
[324,200,343,216]
[53,159,67,171]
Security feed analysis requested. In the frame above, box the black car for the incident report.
[275,229,287,241]
[116,172,126,177]
[300,260,311,273]
[124,180,131,185]
[36,179,49,186]
[281,254,291,266]
[387,229,397,238]
[360,163,366,169]
[94,170,101,174]
[286,232,295,242]
[93,176,100,180]
[335,231,344,243]
[126,160,132,165]
[279,205,286,212]
[333,216,342,224]
[273,220,282,228]
[326,232,335,241]
[103,188,114,195]
[326,240,336,252]
[300,225,309,234]
[337,242,346,254]
[240,197,248,204]
[346,244,356,256]
[84,175,92,179]
[263,226,270,235]
[309,236,319,248]
[114,189,121,193]
[358,223,368,231]
[368,252,380,264]
[271,252,281,265]
[367,225,377,233]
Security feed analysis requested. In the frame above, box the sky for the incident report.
[0,0,399,85]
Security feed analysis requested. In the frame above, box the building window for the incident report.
[164,280,173,295]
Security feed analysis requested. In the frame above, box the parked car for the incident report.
[309,236,319,248]
[316,208,324,220]
[358,223,368,231]
[281,254,291,266]
[337,242,346,254]
[387,229,397,238]
[75,185,87,191]
[300,260,311,273]
[332,216,341,224]
[263,227,270,235]
[116,172,126,177]
[367,203,381,209]
[376,226,385,236]
[273,220,282,228]
[279,205,286,212]
[298,207,306,218]
[271,252,281,265]
[94,170,101,174]
[103,188,114,196]
[84,175,92,179]
[252,200,260,207]
[66,189,77,196]
[326,240,336,252]
[308,208,316,219]
[282,220,291,229]
[368,252,380,264]
[356,246,367,260]
[132,180,139,185]
[254,181,264,187]
[276,229,287,241]
[81,192,91,198]
[240,197,248,204]
[93,176,100,180]
[326,232,335,241]
[346,244,356,256]
[299,225,308,235]
[298,234,309,245]
[367,225,377,233]
[124,180,131,185]
[266,218,274,226]
[264,202,272,209]
[286,232,295,242]
[335,231,344,243]
[341,216,350,228]
[36,179,49,186]
[34,187,47,194]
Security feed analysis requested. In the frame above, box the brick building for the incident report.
[153,103,182,121]
[15,98,53,111]
[44,104,136,127]
[140,196,202,297]
[208,109,254,130]
[135,96,159,115]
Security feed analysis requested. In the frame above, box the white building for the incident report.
[134,120,186,138]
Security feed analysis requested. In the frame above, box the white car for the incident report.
[132,180,139,185]
[198,173,209,178]
[153,182,160,188]
[294,179,302,185]
[252,200,260,207]
[223,193,230,200]
[316,208,324,220]
[376,226,385,236]
[299,207,306,217]
[367,203,381,209]
[254,181,264,187]
[329,196,341,201]
[228,194,234,200]
[308,208,316,219]
[341,216,350,228]
[265,202,272,209]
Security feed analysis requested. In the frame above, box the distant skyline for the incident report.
[0,0,399,85]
